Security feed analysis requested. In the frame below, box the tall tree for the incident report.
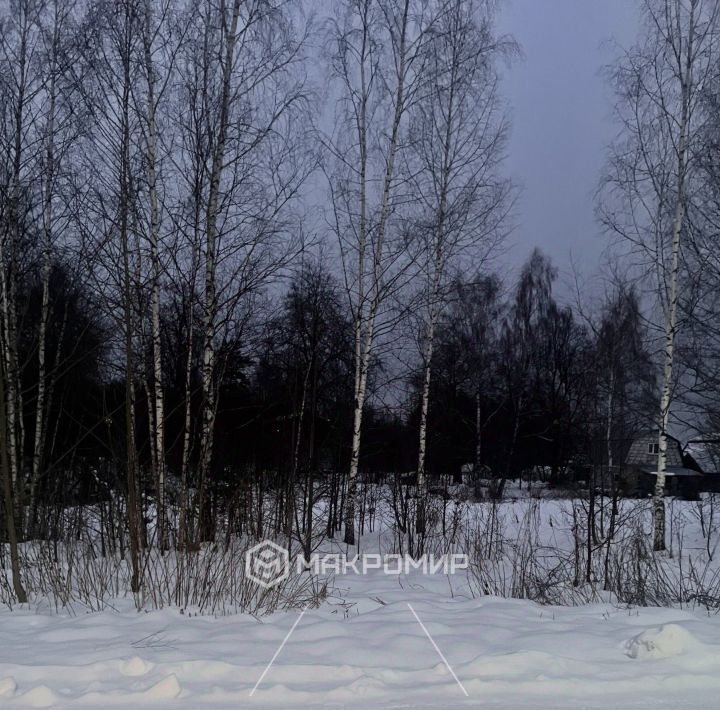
[176,0,310,542]
[79,0,144,590]
[409,0,513,528]
[137,0,173,549]
[0,0,47,537]
[601,0,720,550]
[326,0,436,545]
[496,248,556,494]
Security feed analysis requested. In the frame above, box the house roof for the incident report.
[685,440,720,475]
[625,432,684,467]
[635,428,681,443]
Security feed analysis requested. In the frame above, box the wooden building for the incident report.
[619,430,702,499]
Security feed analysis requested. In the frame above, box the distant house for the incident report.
[684,437,720,492]
[620,430,702,499]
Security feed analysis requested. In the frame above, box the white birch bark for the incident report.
[653,0,694,552]
[31,1,66,530]
[141,0,167,549]
[0,4,35,531]
[343,0,413,546]
[601,0,720,552]
[197,0,242,541]
[654,153,687,550]
[116,0,142,591]
[412,0,512,525]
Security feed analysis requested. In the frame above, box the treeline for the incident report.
[1,242,657,535]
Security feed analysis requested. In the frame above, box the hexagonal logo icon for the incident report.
[246,540,290,589]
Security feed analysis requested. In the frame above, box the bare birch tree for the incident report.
[0,0,47,537]
[601,0,720,550]
[134,0,185,550]
[326,0,436,545]
[79,0,144,588]
[175,0,310,543]
[29,0,85,534]
[409,0,513,531]
[0,0,87,552]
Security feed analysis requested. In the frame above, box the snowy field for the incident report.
[2,495,720,708]
[2,571,720,708]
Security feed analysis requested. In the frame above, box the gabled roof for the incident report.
[634,428,681,443]
[625,431,684,467]
[685,438,720,475]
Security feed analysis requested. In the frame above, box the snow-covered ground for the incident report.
[2,568,720,708]
[2,496,720,708]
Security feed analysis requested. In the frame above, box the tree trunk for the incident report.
[197,0,242,543]
[654,27,691,551]
[0,359,27,603]
[30,55,57,534]
[120,2,141,592]
[345,0,411,546]
[475,391,482,474]
[142,0,166,550]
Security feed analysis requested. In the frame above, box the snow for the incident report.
[2,497,720,708]
[2,571,720,707]
[625,624,700,660]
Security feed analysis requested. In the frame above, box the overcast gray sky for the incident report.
[497,0,640,281]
